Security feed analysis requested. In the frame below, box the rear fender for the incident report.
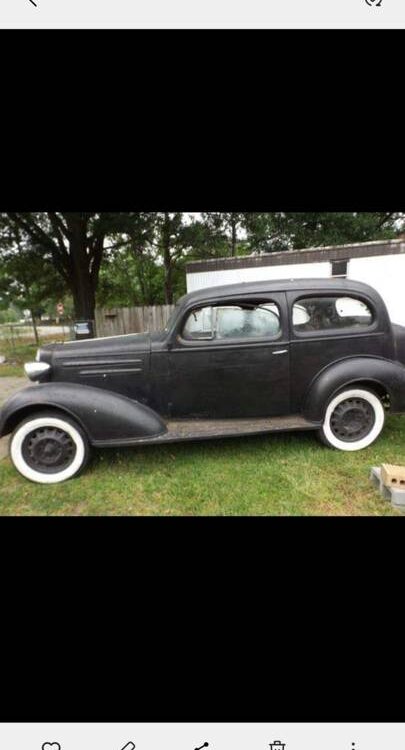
[304,357,405,422]
[0,382,167,444]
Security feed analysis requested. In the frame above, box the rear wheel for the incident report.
[10,411,90,483]
[318,388,385,451]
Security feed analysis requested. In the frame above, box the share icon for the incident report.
[195,743,209,750]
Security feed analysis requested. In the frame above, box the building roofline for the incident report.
[186,239,405,274]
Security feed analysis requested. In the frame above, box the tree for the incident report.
[125,212,200,305]
[154,212,187,304]
[98,249,167,307]
[115,212,165,305]
[1,213,127,321]
[2,213,403,326]
[245,212,404,253]
[201,213,248,257]
[99,212,189,306]
[0,241,66,345]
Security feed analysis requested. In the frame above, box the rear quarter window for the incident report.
[292,296,374,333]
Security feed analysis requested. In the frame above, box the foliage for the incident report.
[0,212,129,320]
[245,212,403,253]
[0,308,19,324]
[98,250,167,307]
[200,213,248,257]
[1,212,404,315]
[0,220,69,342]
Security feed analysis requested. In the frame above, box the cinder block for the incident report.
[369,465,405,510]
[370,466,389,499]
[389,488,405,509]
[370,466,382,489]
[381,463,405,489]
[382,484,392,501]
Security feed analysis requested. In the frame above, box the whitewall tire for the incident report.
[10,411,90,484]
[318,388,385,451]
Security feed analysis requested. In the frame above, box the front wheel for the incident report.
[10,411,90,483]
[318,388,385,451]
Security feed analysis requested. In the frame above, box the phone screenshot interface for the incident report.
[0,724,402,750]
[0,0,404,27]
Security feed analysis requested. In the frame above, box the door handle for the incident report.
[273,349,288,355]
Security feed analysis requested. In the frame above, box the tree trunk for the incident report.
[30,309,39,346]
[71,282,96,321]
[230,215,237,257]
[164,264,173,305]
[131,245,148,304]
[65,215,99,322]
[162,214,174,304]
[136,265,147,304]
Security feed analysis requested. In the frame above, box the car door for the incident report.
[287,290,393,412]
[167,293,290,418]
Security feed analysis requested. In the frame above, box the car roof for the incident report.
[179,277,381,306]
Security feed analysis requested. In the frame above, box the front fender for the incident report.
[304,356,405,422]
[0,382,167,444]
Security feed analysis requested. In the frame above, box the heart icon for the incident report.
[42,744,61,750]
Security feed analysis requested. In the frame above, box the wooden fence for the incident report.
[95,305,175,337]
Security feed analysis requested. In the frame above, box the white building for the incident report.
[186,239,405,326]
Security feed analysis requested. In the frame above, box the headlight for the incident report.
[24,362,51,382]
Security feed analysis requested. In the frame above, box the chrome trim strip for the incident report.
[62,358,143,367]
[170,339,288,353]
[79,368,143,375]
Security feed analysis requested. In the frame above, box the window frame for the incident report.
[175,296,285,348]
[289,292,378,340]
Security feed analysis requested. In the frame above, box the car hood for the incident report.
[39,332,152,364]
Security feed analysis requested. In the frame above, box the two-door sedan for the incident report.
[2,277,405,483]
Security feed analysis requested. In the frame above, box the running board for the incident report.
[93,415,320,448]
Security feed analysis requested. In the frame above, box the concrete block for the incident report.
[369,465,405,511]
[381,463,405,488]
[390,488,405,509]
[370,466,389,498]
[370,466,382,489]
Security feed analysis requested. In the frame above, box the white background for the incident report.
[0,0,404,28]
[186,252,405,326]
[0,723,404,750]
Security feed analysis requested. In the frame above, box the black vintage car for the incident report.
[3,277,405,484]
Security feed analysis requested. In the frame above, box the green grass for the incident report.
[0,339,48,377]
[1,414,405,515]
[0,363,25,377]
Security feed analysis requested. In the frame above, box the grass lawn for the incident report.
[0,363,26,377]
[0,340,46,378]
[1,414,405,515]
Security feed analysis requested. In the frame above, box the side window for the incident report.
[216,304,280,339]
[182,302,281,341]
[293,296,373,333]
[182,306,214,340]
